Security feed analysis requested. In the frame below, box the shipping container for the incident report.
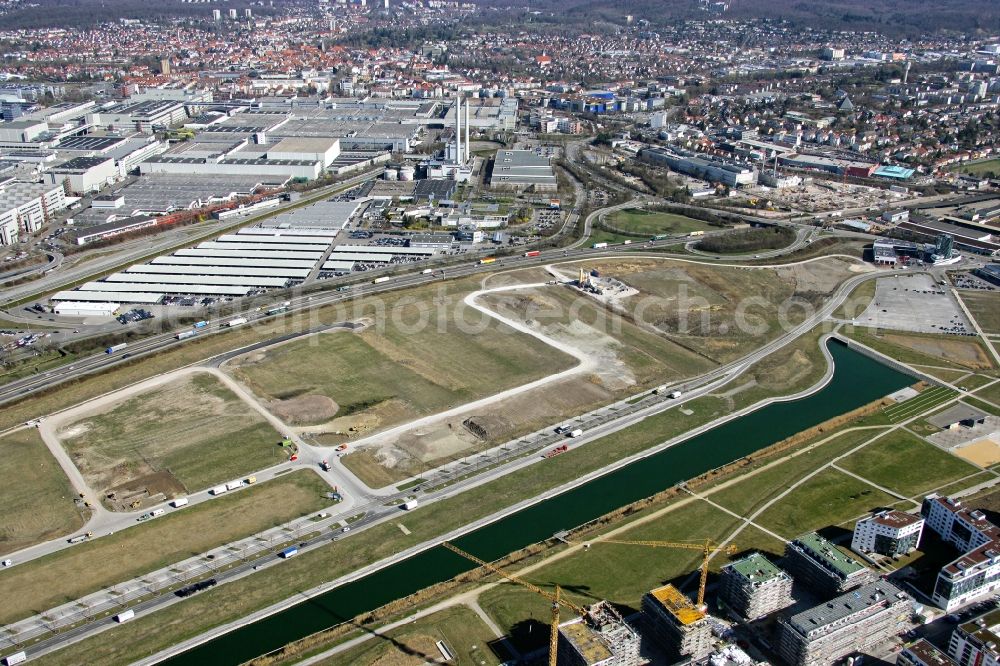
[280,546,299,559]
[209,485,228,496]
[176,331,196,340]
[524,250,541,258]
[171,498,189,508]
[227,317,248,327]
[193,321,208,328]
[106,343,128,354]
[114,609,135,623]
[591,242,608,249]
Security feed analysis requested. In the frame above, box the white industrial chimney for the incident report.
[455,97,462,164]
[464,99,470,164]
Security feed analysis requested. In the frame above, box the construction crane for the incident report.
[586,539,737,608]
[441,541,587,666]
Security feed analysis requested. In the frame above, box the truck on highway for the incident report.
[320,460,331,471]
[176,331,196,340]
[3,651,27,665]
[171,498,189,508]
[670,391,683,399]
[524,250,541,258]
[623,239,632,245]
[193,320,209,328]
[106,343,128,354]
[568,428,584,438]
[245,475,257,485]
[266,303,290,316]
[114,609,135,623]
[592,242,608,249]
[402,499,419,511]
[225,480,245,492]
[227,317,248,327]
[209,485,228,496]
[688,231,705,237]
[651,234,670,241]
[280,546,299,559]
[67,532,94,544]
[479,257,497,265]
[421,268,433,274]
[373,276,393,284]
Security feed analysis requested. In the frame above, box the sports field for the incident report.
[57,372,286,503]
[950,158,1000,177]
[0,428,87,556]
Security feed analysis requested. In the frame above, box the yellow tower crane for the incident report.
[441,541,588,666]
[586,539,737,608]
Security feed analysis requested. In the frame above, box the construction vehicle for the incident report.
[442,541,587,666]
[584,539,737,608]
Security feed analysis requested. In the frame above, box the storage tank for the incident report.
[398,166,415,181]
[383,168,398,181]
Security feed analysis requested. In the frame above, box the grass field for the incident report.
[755,468,896,538]
[844,326,998,374]
[950,158,1000,177]
[0,429,87,557]
[883,386,958,423]
[961,291,1000,334]
[974,381,1000,407]
[58,372,286,500]
[318,605,504,666]
[837,430,979,497]
[708,428,888,516]
[227,283,575,432]
[832,280,876,321]
[606,209,714,237]
[0,470,330,626]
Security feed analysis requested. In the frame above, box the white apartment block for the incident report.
[922,494,1000,611]
[852,509,925,557]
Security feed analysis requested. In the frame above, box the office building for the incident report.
[897,639,957,666]
[949,608,1000,666]
[556,601,643,666]
[777,580,910,666]
[719,552,794,620]
[784,532,875,597]
[642,584,713,660]
[852,510,925,558]
[935,234,955,260]
[0,179,68,245]
[639,146,757,187]
[46,156,118,194]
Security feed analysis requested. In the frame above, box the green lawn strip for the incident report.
[0,428,87,556]
[908,365,973,384]
[316,605,504,666]
[973,381,1000,407]
[708,428,886,516]
[842,327,984,373]
[754,468,896,539]
[932,471,998,498]
[883,387,958,423]
[0,470,330,626]
[965,396,1000,417]
[832,280,877,320]
[837,429,979,497]
[960,374,998,391]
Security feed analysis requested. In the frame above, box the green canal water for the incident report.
[164,339,912,665]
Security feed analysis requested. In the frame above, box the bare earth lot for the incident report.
[57,372,286,505]
[0,428,88,556]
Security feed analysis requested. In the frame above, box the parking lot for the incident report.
[853,274,972,334]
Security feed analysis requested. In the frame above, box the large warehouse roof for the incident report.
[126,264,311,279]
[215,233,332,246]
[321,260,356,272]
[172,248,322,261]
[260,200,362,230]
[78,281,254,296]
[237,227,339,238]
[104,272,289,288]
[331,245,434,255]
[151,256,316,270]
[197,241,328,253]
[51,290,164,304]
[322,252,397,262]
